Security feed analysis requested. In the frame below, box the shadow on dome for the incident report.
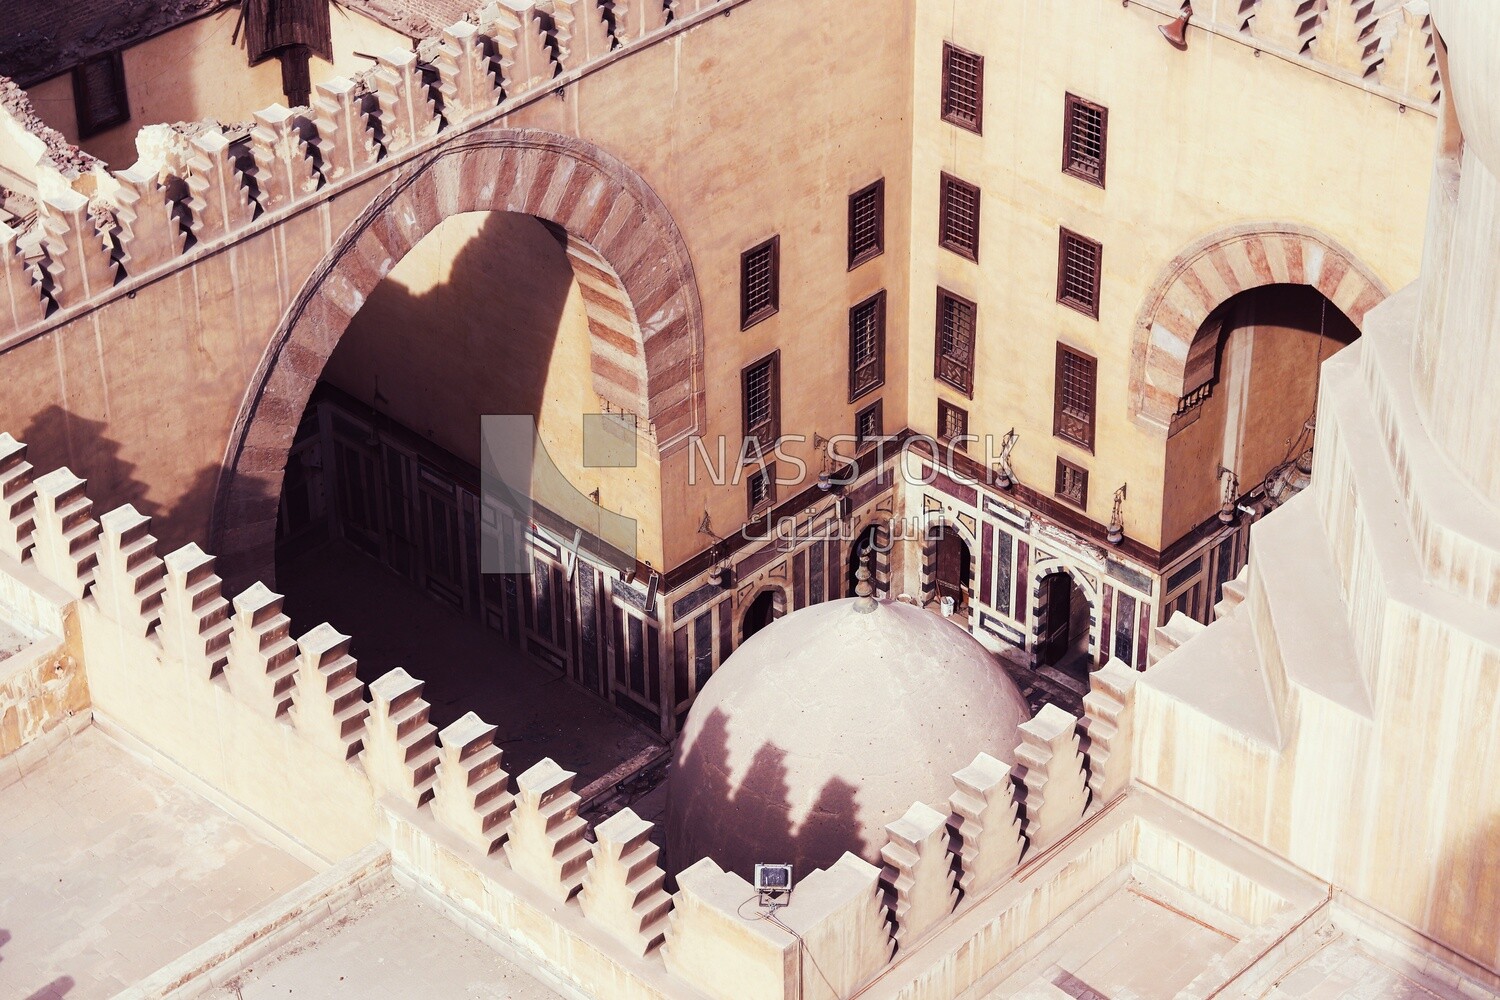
[666,705,866,883]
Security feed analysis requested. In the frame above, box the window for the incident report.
[742,352,781,455]
[1057,228,1102,318]
[747,462,777,516]
[848,179,885,268]
[855,399,883,447]
[941,43,984,133]
[741,237,780,329]
[935,288,977,397]
[1054,344,1097,451]
[939,174,981,261]
[1055,457,1089,509]
[848,291,886,401]
[1063,94,1108,186]
[73,51,129,138]
[937,399,969,450]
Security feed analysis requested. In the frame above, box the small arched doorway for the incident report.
[930,525,972,611]
[742,590,779,641]
[1038,570,1091,677]
[846,524,882,596]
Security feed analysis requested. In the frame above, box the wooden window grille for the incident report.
[848,179,885,268]
[939,174,981,261]
[73,51,130,138]
[1054,344,1097,451]
[742,352,781,455]
[935,288,977,397]
[741,236,780,329]
[1057,228,1102,318]
[938,399,970,450]
[848,291,887,401]
[747,462,777,515]
[941,43,984,133]
[1056,457,1089,509]
[1063,94,1108,186]
[855,399,884,447]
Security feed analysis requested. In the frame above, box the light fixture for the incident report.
[754,863,794,907]
[812,432,845,493]
[1159,1,1192,49]
[993,428,1019,490]
[1217,465,1239,524]
[1107,484,1128,546]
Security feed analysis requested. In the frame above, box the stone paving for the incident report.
[210,879,564,999]
[991,881,1243,998]
[1259,934,1467,999]
[0,726,313,1000]
[279,542,664,789]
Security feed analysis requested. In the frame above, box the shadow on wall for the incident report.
[315,210,578,474]
[19,404,278,561]
[667,706,866,883]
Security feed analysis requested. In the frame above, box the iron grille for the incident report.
[1058,229,1101,317]
[942,43,984,132]
[940,175,981,260]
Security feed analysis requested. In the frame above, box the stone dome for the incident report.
[665,593,1033,879]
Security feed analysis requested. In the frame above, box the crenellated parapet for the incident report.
[0,430,1149,1000]
[1013,704,1091,852]
[948,751,1024,894]
[93,504,165,638]
[504,757,592,900]
[0,0,716,341]
[0,433,37,564]
[1233,0,1440,106]
[363,667,441,807]
[579,806,673,955]
[879,801,958,948]
[431,710,514,854]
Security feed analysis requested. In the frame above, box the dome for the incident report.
[665,593,1033,879]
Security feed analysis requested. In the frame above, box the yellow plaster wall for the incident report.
[1161,284,1359,544]
[908,0,1435,551]
[320,210,666,567]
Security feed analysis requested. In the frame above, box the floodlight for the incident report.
[754,863,794,907]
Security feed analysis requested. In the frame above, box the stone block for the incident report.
[948,752,1023,893]
[31,467,99,600]
[1013,704,1090,853]
[504,757,589,900]
[156,543,232,678]
[1080,658,1139,806]
[226,582,298,718]
[292,623,369,761]
[94,504,165,637]
[363,667,440,808]
[0,433,36,563]
[432,711,514,855]
[579,807,672,955]
[879,801,958,948]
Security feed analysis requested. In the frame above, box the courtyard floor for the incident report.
[0,727,313,1000]
[208,878,563,1000]
[278,541,664,792]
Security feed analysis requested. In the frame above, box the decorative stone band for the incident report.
[0,432,1142,1000]
[0,0,718,336]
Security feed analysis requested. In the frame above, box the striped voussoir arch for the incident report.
[213,128,704,585]
[1130,223,1389,435]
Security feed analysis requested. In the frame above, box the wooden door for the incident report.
[417,465,468,612]
[1042,573,1073,665]
[330,434,382,560]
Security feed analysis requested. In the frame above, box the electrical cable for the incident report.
[737,894,845,999]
